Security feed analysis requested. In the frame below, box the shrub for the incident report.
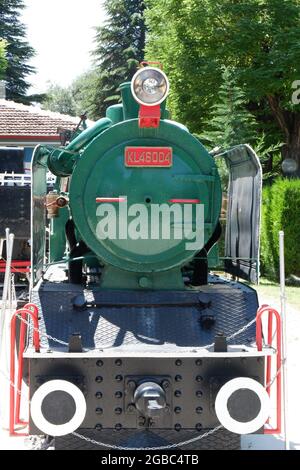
[261,178,300,280]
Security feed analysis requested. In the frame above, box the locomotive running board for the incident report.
[24,345,274,359]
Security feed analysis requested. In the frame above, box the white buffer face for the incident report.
[215,377,271,435]
[31,379,87,437]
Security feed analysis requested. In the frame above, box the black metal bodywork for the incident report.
[29,355,264,434]
[26,272,264,450]
[222,145,262,283]
[0,186,30,239]
[31,274,258,351]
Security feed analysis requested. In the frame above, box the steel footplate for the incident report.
[30,273,258,352]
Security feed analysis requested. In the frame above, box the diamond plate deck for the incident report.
[30,271,258,352]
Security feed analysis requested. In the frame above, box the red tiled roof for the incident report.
[0,99,83,139]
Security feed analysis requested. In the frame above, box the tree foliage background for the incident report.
[145,0,300,172]
[0,0,35,102]
[41,0,300,177]
[0,38,7,78]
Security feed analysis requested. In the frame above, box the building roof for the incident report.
[0,99,91,146]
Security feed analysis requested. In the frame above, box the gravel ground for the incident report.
[0,291,299,451]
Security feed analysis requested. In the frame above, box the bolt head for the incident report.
[175,375,182,382]
[175,359,182,366]
[162,380,170,390]
[174,390,181,397]
[175,423,181,431]
[115,423,122,431]
[127,380,136,389]
[115,408,122,415]
[95,376,103,383]
[95,392,102,399]
[196,390,203,398]
[174,407,181,414]
[196,359,202,366]
[96,360,103,367]
[196,423,203,431]
[115,359,122,366]
[138,417,146,426]
[95,408,103,415]
[115,375,123,382]
[196,375,203,383]
[95,424,102,431]
[115,391,122,399]
[196,406,203,414]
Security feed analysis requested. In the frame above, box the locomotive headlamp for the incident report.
[131,67,170,106]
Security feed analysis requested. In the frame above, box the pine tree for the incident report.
[91,0,146,119]
[0,39,7,78]
[202,68,257,151]
[200,68,257,189]
[0,0,35,102]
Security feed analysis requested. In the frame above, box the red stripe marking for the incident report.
[96,197,127,203]
[168,199,201,204]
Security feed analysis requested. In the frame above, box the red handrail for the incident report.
[256,305,282,434]
[0,260,31,274]
[10,306,40,436]
[15,304,39,427]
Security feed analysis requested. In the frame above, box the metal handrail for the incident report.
[256,305,282,434]
[10,306,40,436]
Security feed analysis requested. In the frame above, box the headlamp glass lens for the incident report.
[143,78,159,95]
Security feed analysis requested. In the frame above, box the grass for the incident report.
[254,277,300,311]
[215,271,300,311]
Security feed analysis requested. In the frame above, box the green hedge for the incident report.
[261,178,300,280]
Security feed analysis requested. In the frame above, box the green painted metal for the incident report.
[31,145,49,283]
[106,104,124,124]
[34,80,223,289]
[100,266,185,290]
[69,118,222,279]
[49,206,69,262]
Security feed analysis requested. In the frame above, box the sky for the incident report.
[21,0,106,93]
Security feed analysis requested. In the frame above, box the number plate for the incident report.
[125,147,173,167]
